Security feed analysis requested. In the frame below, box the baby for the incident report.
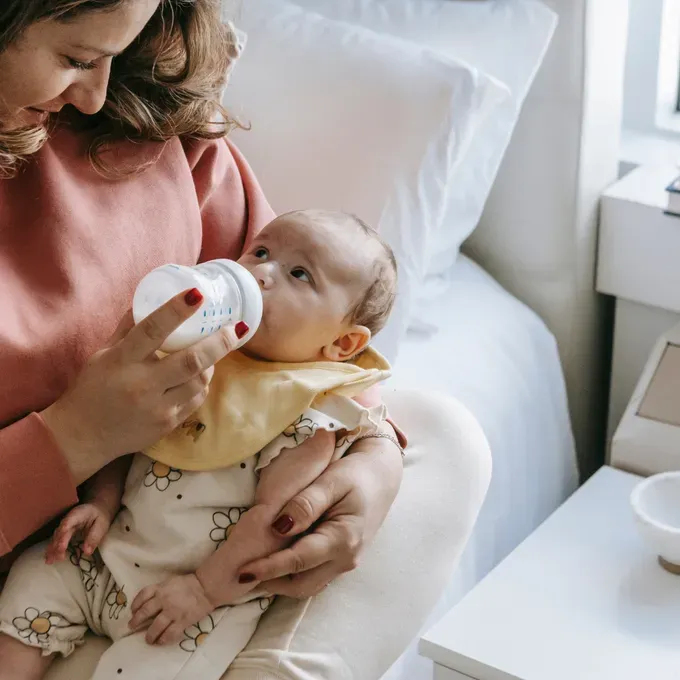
[0,210,399,680]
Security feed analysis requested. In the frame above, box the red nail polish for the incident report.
[239,573,256,584]
[184,288,203,307]
[235,321,250,339]
[272,514,294,535]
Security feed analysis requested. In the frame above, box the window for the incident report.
[656,0,680,131]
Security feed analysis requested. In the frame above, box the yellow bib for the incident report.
[145,348,391,471]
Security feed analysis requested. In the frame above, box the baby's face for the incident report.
[238,213,375,363]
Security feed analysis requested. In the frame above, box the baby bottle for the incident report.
[132,260,263,353]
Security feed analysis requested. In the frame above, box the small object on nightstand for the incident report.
[610,320,680,476]
[631,471,680,574]
[665,175,680,216]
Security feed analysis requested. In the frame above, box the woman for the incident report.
[0,1,491,678]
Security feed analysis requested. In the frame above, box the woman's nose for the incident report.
[63,60,112,116]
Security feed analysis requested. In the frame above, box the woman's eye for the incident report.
[254,247,269,260]
[67,57,96,71]
[290,268,310,283]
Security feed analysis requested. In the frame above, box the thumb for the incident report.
[107,309,135,347]
[271,468,349,537]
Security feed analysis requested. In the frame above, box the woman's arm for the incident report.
[2,293,243,558]
[0,413,78,557]
[239,421,403,598]
[195,429,337,607]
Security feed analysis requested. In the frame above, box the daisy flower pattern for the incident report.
[106,583,128,620]
[283,415,318,446]
[180,615,215,652]
[68,545,101,592]
[210,508,247,548]
[144,462,182,491]
[12,608,71,646]
[259,596,275,612]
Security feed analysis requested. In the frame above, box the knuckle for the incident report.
[290,552,306,575]
[198,370,211,388]
[126,381,147,407]
[196,384,210,402]
[345,532,363,557]
[183,350,203,376]
[346,555,361,572]
[184,388,208,416]
[218,327,236,354]
[287,494,317,525]
[140,315,167,343]
[155,407,177,432]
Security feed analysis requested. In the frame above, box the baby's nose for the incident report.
[255,264,276,289]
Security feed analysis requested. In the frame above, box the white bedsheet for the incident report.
[383,255,579,680]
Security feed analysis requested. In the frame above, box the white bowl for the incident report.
[631,472,680,573]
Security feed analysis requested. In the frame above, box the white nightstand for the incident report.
[597,164,680,442]
[419,466,680,680]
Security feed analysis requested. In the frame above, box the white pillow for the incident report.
[293,0,557,284]
[222,0,507,361]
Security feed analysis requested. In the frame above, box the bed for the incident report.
[221,0,627,677]
[384,255,578,680]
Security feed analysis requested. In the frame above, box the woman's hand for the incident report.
[238,425,403,598]
[41,289,246,485]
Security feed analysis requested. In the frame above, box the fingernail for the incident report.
[238,573,256,584]
[184,288,203,307]
[235,321,249,339]
[272,514,294,535]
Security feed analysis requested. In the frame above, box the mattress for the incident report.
[384,255,579,680]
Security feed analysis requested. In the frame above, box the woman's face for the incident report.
[0,0,160,130]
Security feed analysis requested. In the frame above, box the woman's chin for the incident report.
[0,108,48,131]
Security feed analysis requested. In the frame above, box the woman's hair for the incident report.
[0,0,240,177]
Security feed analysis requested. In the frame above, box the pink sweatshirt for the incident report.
[0,123,275,558]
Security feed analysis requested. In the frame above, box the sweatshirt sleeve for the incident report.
[0,413,78,555]
[181,137,276,261]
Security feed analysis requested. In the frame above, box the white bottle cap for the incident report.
[214,259,263,347]
[132,259,262,353]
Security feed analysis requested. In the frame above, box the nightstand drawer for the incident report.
[597,164,680,314]
[434,665,476,680]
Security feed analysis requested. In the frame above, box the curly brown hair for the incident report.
[0,0,240,177]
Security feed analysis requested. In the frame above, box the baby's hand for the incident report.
[45,502,112,565]
[129,574,215,646]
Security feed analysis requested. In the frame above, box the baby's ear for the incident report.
[323,326,371,362]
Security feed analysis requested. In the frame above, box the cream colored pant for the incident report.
[45,390,491,680]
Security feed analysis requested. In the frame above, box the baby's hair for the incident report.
[344,214,398,337]
[282,209,398,337]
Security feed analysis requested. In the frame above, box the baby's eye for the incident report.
[290,268,310,283]
[253,247,269,260]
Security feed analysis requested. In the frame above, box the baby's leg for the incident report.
[0,542,96,680]
[91,600,264,680]
[0,635,53,680]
